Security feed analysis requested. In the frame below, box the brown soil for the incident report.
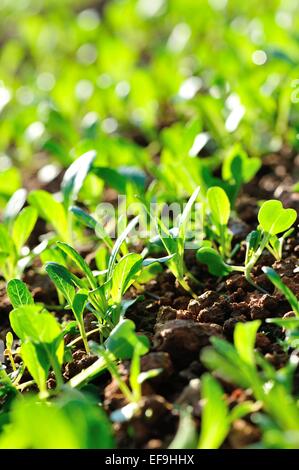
[0,148,298,449]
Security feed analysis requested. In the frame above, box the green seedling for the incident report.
[45,259,91,353]
[206,186,232,260]
[91,340,160,422]
[198,373,230,449]
[263,267,299,348]
[0,391,114,449]
[265,228,294,261]
[28,151,96,243]
[68,319,150,389]
[7,278,35,309]
[197,200,297,291]
[4,332,16,372]
[198,374,256,449]
[46,222,173,348]
[201,145,261,208]
[243,200,297,288]
[201,321,299,445]
[263,267,299,316]
[169,374,256,449]
[7,279,64,397]
[10,305,64,397]
[149,187,201,298]
[0,190,38,280]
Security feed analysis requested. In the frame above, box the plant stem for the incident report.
[7,350,17,371]
[67,327,100,347]
[79,322,90,354]
[50,355,64,390]
[17,380,36,391]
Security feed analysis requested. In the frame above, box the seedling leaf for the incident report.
[62,150,96,209]
[207,186,230,226]
[7,279,34,308]
[198,374,229,449]
[28,190,69,241]
[262,267,299,316]
[46,262,76,305]
[258,200,297,235]
[110,253,143,304]
[12,206,38,252]
[196,247,232,276]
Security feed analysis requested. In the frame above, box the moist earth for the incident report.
[0,149,298,448]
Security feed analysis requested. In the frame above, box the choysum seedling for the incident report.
[205,186,232,260]
[0,189,38,281]
[7,279,64,397]
[263,267,299,349]
[169,373,256,449]
[46,217,173,351]
[90,341,161,422]
[148,187,201,298]
[197,200,297,291]
[28,151,96,244]
[201,320,299,447]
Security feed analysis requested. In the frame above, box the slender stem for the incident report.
[68,356,107,388]
[79,322,90,354]
[6,350,17,371]
[17,380,36,391]
[230,265,246,273]
[100,349,134,403]
[12,365,25,386]
[243,233,270,293]
[67,327,100,347]
[265,243,280,261]
[49,355,64,389]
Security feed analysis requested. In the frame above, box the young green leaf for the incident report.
[12,206,38,253]
[110,253,143,304]
[178,186,200,236]
[7,279,34,308]
[72,291,89,353]
[198,374,230,449]
[92,167,127,193]
[10,305,62,348]
[45,262,76,305]
[70,206,97,230]
[21,341,49,397]
[3,188,27,225]
[10,305,64,391]
[258,200,297,235]
[142,254,175,267]
[196,247,233,276]
[107,216,139,278]
[28,190,69,241]
[105,319,150,360]
[72,291,88,321]
[234,320,261,367]
[0,224,12,254]
[6,331,14,350]
[201,337,253,389]
[0,393,115,449]
[57,242,97,289]
[262,267,299,316]
[61,150,96,210]
[168,408,198,449]
[207,186,230,226]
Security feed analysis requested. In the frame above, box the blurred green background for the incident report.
[0,0,299,192]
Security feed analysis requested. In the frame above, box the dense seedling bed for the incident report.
[0,0,298,450]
